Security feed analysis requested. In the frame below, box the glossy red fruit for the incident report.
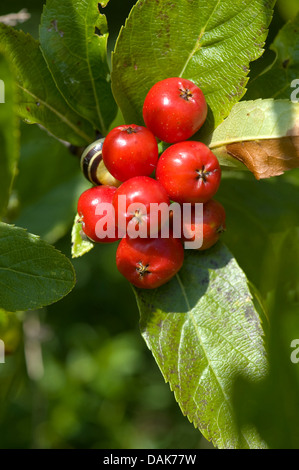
[116,235,184,289]
[182,199,226,250]
[156,141,221,204]
[102,124,159,182]
[113,176,170,237]
[77,185,119,243]
[142,77,207,143]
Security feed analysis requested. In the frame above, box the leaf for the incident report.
[135,244,268,449]
[246,12,299,100]
[216,170,299,290]
[233,228,299,449]
[0,222,76,312]
[111,0,275,132]
[39,0,117,135]
[0,23,95,146]
[71,213,94,258]
[98,0,111,7]
[207,99,299,179]
[0,49,19,218]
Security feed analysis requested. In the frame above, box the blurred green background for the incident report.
[0,0,299,449]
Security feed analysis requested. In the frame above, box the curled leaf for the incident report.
[223,136,299,179]
[209,99,299,179]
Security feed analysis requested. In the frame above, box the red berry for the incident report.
[113,176,170,237]
[142,77,207,143]
[182,199,226,250]
[116,235,184,289]
[156,141,221,204]
[102,124,159,182]
[77,185,119,243]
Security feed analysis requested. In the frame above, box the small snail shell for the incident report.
[80,138,121,187]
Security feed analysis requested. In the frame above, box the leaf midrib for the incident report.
[18,84,91,143]
[0,266,72,283]
[178,0,222,77]
[83,3,107,134]
[177,0,258,79]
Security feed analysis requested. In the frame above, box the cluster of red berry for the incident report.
[77,77,226,289]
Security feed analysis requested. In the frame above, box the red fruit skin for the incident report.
[116,235,184,289]
[77,185,119,243]
[102,124,159,182]
[113,176,170,237]
[182,199,226,250]
[142,77,207,143]
[156,141,221,204]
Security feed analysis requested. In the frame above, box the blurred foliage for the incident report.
[233,227,299,448]
[0,238,209,449]
[0,0,299,450]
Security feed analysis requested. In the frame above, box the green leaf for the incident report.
[0,49,19,218]
[40,0,117,135]
[0,222,76,312]
[135,244,268,449]
[246,12,299,100]
[71,214,94,259]
[98,0,111,8]
[207,99,299,178]
[233,228,299,448]
[209,99,299,147]
[0,23,95,146]
[111,0,275,132]
[216,170,299,291]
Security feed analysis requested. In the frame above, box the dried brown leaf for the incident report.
[223,137,299,179]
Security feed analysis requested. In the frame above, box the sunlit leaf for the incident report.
[0,24,95,146]
[246,12,299,100]
[0,50,19,218]
[208,99,299,178]
[112,0,274,133]
[71,214,94,259]
[40,0,117,135]
[135,244,268,449]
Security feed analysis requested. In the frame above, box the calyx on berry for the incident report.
[116,234,184,289]
[156,141,221,204]
[142,77,207,143]
[112,176,170,237]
